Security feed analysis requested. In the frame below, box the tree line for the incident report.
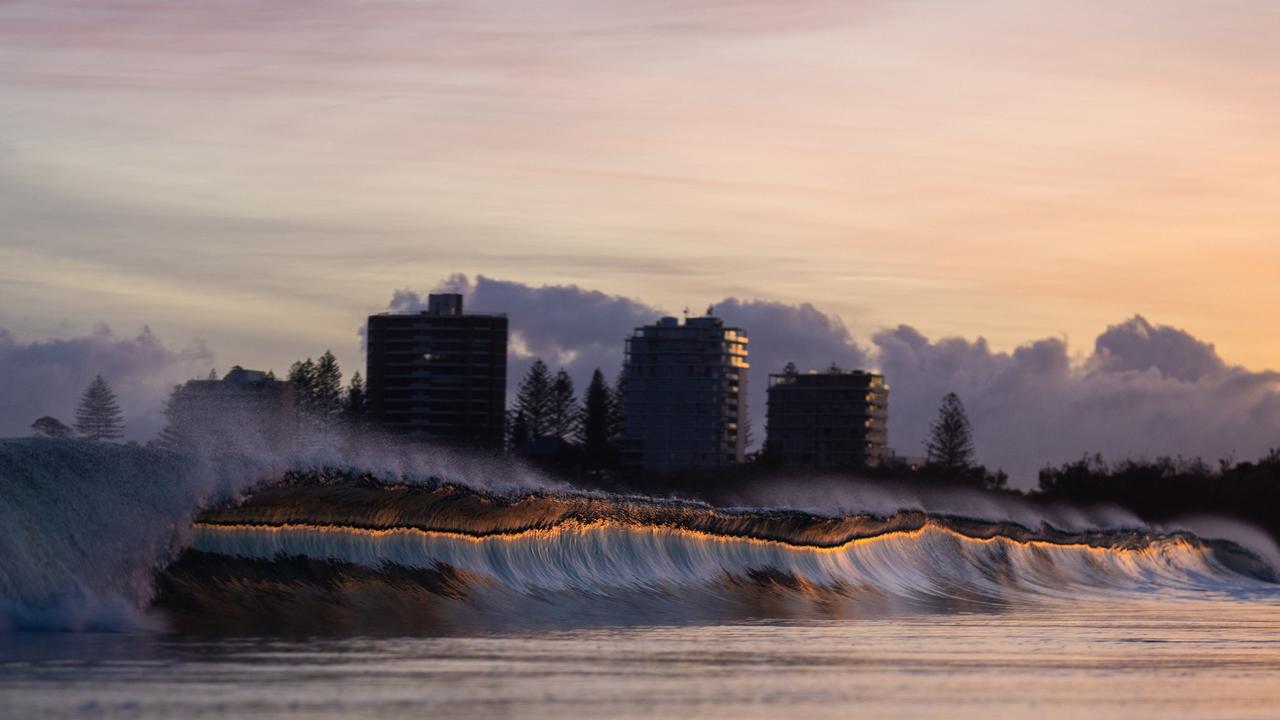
[33,366,1280,545]
[1034,452,1280,543]
[508,359,624,470]
[285,351,367,434]
[31,374,125,442]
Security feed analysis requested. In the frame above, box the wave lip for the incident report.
[187,483,1280,609]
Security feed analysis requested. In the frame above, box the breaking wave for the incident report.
[2,439,1277,634]
[163,481,1280,633]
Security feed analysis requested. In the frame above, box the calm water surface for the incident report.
[3,599,1278,720]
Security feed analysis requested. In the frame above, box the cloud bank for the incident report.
[0,325,214,441]
[382,276,1280,484]
[877,318,1280,481]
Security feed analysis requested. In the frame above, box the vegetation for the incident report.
[31,416,73,439]
[344,372,366,425]
[508,360,624,471]
[510,359,552,442]
[925,392,974,471]
[579,369,619,469]
[74,375,125,441]
[547,370,579,441]
[153,384,194,452]
[1035,452,1280,541]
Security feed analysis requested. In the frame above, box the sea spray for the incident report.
[0,435,559,631]
[0,439,195,630]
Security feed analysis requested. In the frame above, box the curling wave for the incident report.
[3,439,1277,634]
[156,480,1280,632]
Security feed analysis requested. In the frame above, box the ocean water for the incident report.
[3,440,1279,719]
[4,599,1280,720]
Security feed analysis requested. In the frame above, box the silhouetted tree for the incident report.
[74,375,125,441]
[31,416,72,439]
[344,371,366,423]
[207,369,218,380]
[609,372,626,444]
[1036,451,1280,542]
[287,358,318,443]
[548,369,578,440]
[926,392,974,470]
[312,351,344,422]
[512,359,552,440]
[509,409,530,451]
[782,361,798,376]
[579,369,618,467]
[153,384,195,452]
[288,359,315,402]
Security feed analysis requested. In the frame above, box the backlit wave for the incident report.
[156,481,1280,632]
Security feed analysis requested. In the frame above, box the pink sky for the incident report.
[2,0,1279,379]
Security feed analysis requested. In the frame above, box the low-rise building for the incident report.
[765,367,889,468]
[164,366,296,450]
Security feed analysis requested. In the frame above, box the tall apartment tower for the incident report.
[621,314,749,473]
[765,368,889,468]
[366,293,507,449]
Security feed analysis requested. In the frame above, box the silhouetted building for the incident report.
[765,368,889,468]
[621,314,749,472]
[366,293,507,449]
[168,366,295,449]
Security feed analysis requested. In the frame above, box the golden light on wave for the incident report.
[190,519,1196,559]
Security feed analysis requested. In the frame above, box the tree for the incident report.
[579,369,618,467]
[287,358,317,443]
[288,359,316,403]
[512,359,552,440]
[547,369,578,440]
[608,372,626,444]
[782,362,798,376]
[74,375,125,441]
[509,409,530,451]
[312,351,344,422]
[153,384,195,452]
[344,371,366,423]
[31,416,72,439]
[926,392,974,470]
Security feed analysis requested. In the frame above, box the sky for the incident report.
[2,1,1279,481]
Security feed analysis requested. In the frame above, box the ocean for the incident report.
[4,601,1280,719]
[2,439,1279,719]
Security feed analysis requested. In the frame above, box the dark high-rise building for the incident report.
[621,314,749,473]
[765,368,889,468]
[366,293,507,449]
